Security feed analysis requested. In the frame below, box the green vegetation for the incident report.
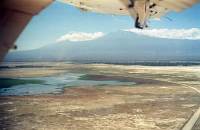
[0,78,44,88]
[79,74,132,82]
[78,74,93,80]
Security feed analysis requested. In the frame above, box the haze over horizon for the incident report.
[5,30,200,63]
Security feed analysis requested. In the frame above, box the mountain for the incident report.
[4,31,200,63]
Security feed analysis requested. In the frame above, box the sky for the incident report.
[16,1,200,50]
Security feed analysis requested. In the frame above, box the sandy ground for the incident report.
[0,63,200,130]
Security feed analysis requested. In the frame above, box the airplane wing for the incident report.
[58,0,200,16]
[147,0,200,18]
[59,0,200,28]
[0,0,53,61]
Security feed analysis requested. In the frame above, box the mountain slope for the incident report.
[5,31,200,62]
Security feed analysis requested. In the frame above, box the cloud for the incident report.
[124,28,200,40]
[56,32,104,42]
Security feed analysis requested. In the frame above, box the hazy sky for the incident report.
[16,1,200,50]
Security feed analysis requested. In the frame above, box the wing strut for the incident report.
[0,0,53,62]
[127,0,150,29]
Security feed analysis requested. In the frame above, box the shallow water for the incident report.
[0,73,135,96]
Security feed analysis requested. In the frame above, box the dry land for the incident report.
[0,62,200,130]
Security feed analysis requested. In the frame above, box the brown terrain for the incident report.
[0,62,200,130]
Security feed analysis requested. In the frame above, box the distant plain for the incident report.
[0,62,200,130]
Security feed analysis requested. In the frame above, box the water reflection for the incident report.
[0,73,135,96]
